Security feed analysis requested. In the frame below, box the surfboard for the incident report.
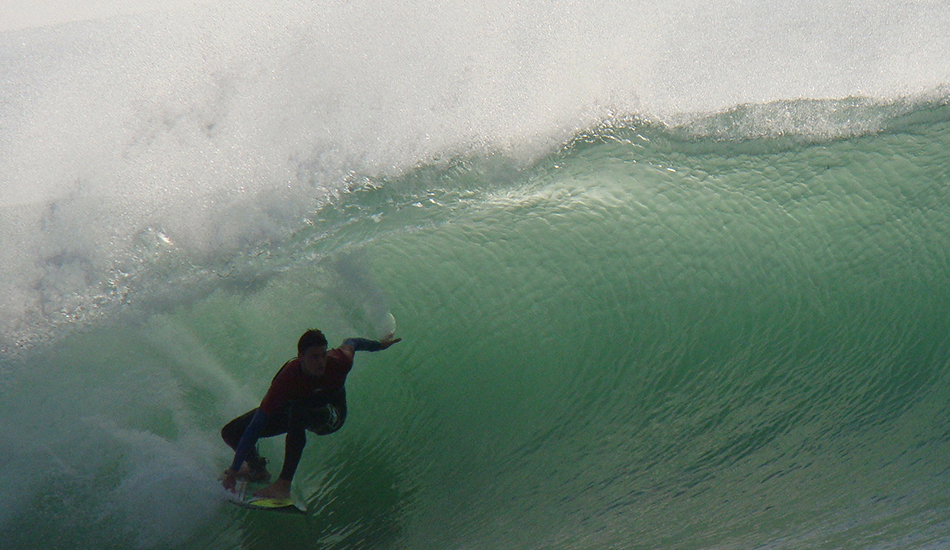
[225,480,307,513]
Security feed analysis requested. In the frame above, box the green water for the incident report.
[3,103,950,549]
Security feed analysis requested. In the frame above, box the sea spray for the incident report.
[1,1,950,549]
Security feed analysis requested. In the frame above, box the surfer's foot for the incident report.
[253,478,291,500]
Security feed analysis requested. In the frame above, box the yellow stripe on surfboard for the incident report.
[225,480,304,512]
[245,497,295,509]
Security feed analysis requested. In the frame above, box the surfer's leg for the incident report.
[221,409,257,449]
[279,422,307,481]
[303,403,346,435]
[305,387,347,436]
[222,407,291,479]
[277,390,348,481]
[278,399,320,480]
[223,408,294,443]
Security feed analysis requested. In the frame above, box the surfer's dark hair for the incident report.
[298,329,328,354]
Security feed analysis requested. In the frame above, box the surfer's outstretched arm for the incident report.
[340,334,401,355]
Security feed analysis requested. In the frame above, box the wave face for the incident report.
[2,1,950,549]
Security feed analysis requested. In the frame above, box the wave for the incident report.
[2,3,950,548]
[2,95,950,549]
[2,94,950,354]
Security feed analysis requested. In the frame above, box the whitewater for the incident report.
[2,1,950,548]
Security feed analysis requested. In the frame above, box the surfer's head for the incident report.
[298,329,329,377]
[298,329,328,355]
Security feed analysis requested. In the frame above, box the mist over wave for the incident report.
[2,0,948,351]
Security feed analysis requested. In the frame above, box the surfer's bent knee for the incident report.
[306,404,346,436]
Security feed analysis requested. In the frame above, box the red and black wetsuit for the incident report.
[260,347,353,416]
[222,347,355,481]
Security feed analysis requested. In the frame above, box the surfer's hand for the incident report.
[379,334,401,350]
[221,469,238,492]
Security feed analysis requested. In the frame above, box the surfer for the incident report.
[220,329,401,500]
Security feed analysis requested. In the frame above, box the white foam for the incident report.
[93,422,222,549]
[1,0,948,349]
[0,0,210,32]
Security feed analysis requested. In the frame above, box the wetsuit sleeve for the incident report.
[229,409,268,472]
[342,337,383,352]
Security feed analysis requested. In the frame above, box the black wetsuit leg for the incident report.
[278,387,348,481]
[221,407,293,468]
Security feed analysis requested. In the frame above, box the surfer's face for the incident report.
[300,345,328,377]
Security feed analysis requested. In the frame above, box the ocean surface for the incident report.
[2,1,950,548]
